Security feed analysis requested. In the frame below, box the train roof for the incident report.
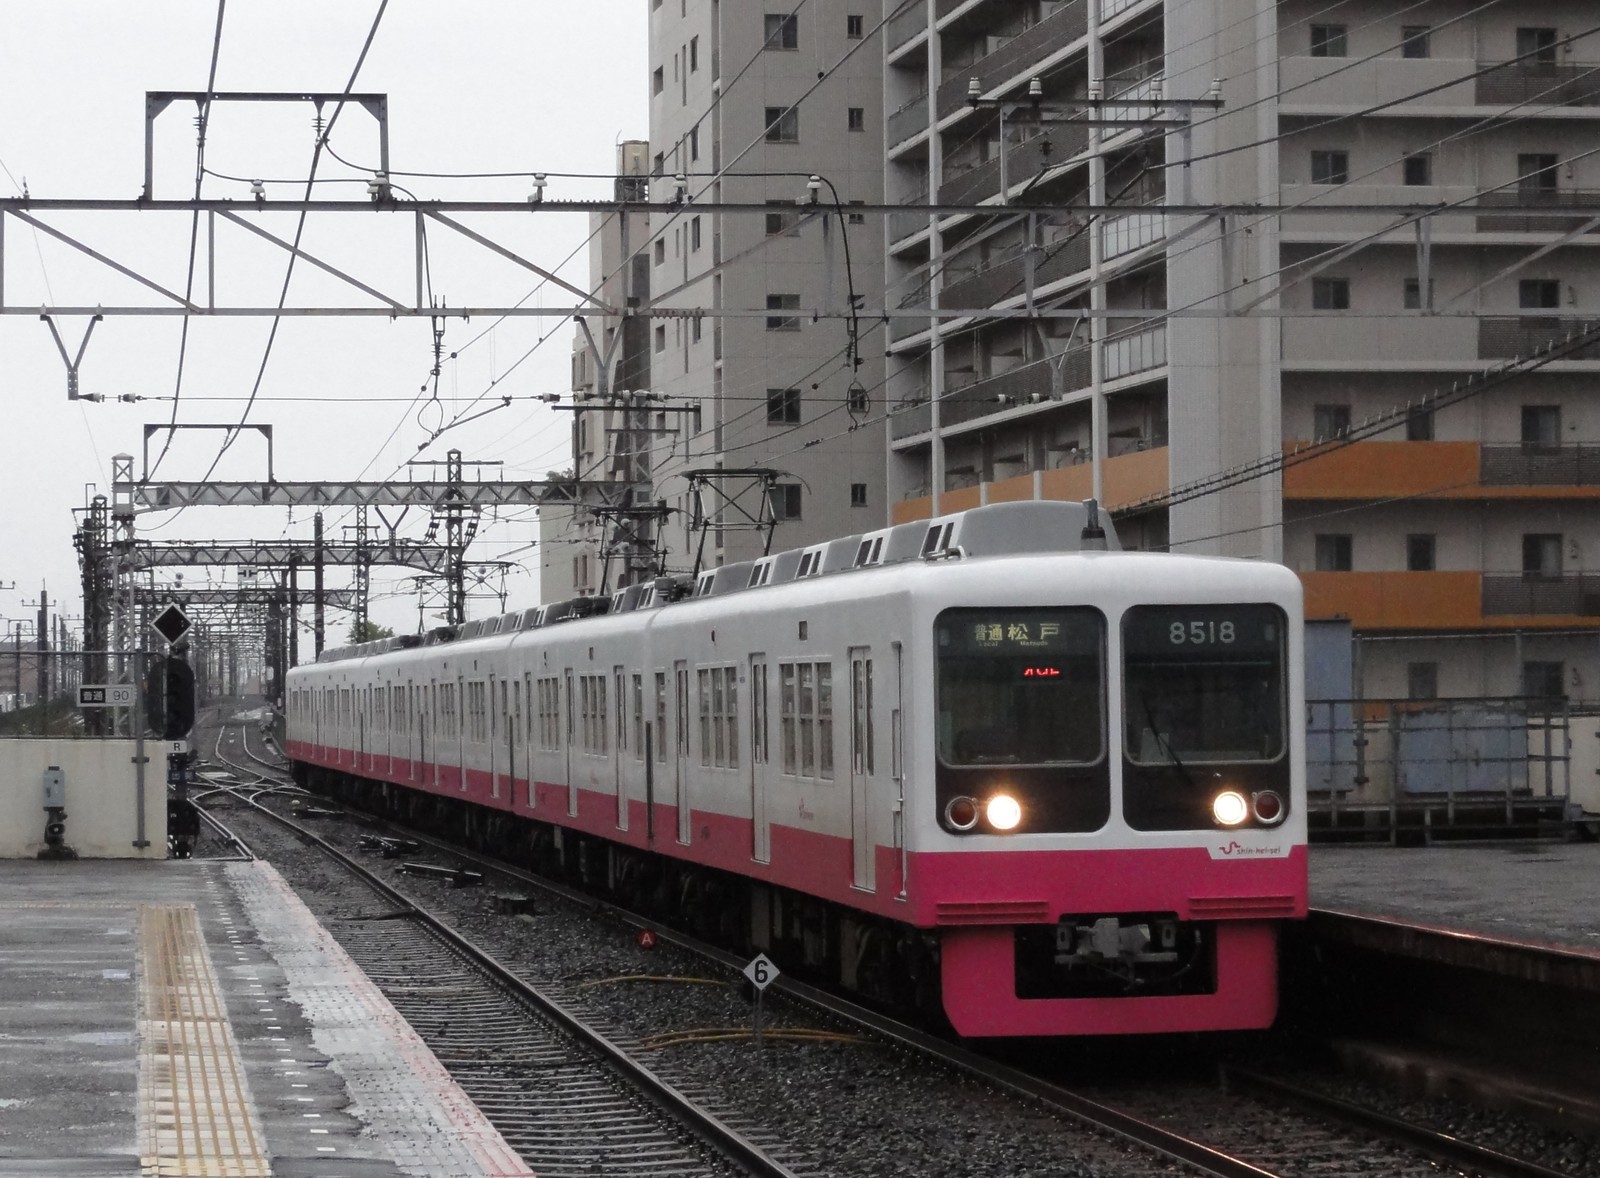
[305,500,1286,667]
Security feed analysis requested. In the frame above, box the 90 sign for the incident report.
[1169,620,1235,645]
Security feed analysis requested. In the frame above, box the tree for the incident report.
[348,620,396,643]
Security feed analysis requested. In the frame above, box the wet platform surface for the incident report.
[0,858,532,1177]
[1309,841,1600,956]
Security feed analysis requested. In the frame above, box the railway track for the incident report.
[202,702,1580,1178]
[202,712,799,1178]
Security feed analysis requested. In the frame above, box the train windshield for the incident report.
[935,608,1104,766]
[1123,604,1286,765]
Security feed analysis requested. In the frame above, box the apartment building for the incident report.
[882,0,1600,703]
[645,0,887,570]
[539,141,654,602]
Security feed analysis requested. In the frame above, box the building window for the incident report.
[689,124,700,161]
[1310,24,1347,57]
[654,238,666,266]
[764,105,800,142]
[766,293,801,330]
[764,13,799,49]
[1402,153,1432,186]
[1310,150,1349,185]
[691,315,703,343]
[1315,534,1353,571]
[1516,27,1558,66]
[1403,277,1433,310]
[1407,662,1439,700]
[1522,661,1565,700]
[690,215,702,251]
[847,14,864,38]
[654,324,667,353]
[1522,533,1562,578]
[766,386,801,424]
[1406,407,1435,440]
[1406,534,1436,571]
[1522,404,1561,448]
[848,106,865,132]
[847,199,866,224]
[689,34,699,71]
[652,65,664,95]
[652,151,665,177]
[765,200,800,236]
[1519,279,1561,309]
[1313,403,1351,439]
[1401,25,1431,59]
[1518,153,1559,194]
[1311,277,1351,310]
[847,383,869,413]
[850,482,868,507]
[770,483,803,520]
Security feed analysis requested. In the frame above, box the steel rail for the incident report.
[1225,1068,1575,1178]
[205,726,798,1178]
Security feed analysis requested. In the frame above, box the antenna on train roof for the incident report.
[1080,499,1107,551]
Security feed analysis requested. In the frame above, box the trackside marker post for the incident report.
[742,953,780,1062]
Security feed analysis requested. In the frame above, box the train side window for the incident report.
[655,671,668,762]
[632,673,644,760]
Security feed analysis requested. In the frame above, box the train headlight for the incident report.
[985,793,1022,831]
[1252,790,1286,826]
[1211,789,1250,827]
[944,796,980,831]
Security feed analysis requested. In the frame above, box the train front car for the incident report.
[909,552,1307,1038]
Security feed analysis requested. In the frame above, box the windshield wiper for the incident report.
[1140,691,1196,789]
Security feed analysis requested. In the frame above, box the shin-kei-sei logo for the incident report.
[797,799,816,822]
[1210,840,1289,859]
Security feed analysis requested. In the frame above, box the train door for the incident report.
[849,647,877,892]
[891,641,906,897]
[523,672,536,809]
[488,674,501,801]
[563,668,577,816]
[506,678,518,807]
[674,660,691,844]
[749,654,771,863]
[429,680,440,788]
[406,681,416,780]
[613,666,628,830]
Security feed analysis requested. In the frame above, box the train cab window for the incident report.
[934,609,1104,766]
[1121,604,1288,831]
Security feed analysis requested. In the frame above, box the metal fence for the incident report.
[1306,695,1571,839]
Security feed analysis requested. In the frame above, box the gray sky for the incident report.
[0,2,648,641]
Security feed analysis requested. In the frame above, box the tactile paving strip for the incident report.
[137,903,271,1177]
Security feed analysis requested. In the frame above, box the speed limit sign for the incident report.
[742,953,780,992]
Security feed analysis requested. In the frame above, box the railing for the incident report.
[937,124,1088,205]
[889,184,931,245]
[1475,60,1600,106]
[1099,71,1165,140]
[934,2,1088,116]
[940,234,1090,310]
[1478,317,1600,360]
[889,351,1092,440]
[1099,0,1148,21]
[887,92,930,148]
[887,2,929,53]
[1476,188,1600,233]
[1481,443,1600,486]
[1482,573,1600,616]
[1100,210,1165,261]
[1102,321,1166,380]
[889,279,932,342]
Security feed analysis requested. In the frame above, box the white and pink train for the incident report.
[285,501,1307,1037]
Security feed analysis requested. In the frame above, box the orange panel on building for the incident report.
[891,447,1169,525]
[1282,441,1480,500]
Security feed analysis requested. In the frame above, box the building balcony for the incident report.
[887,92,930,150]
[1303,571,1600,631]
[1476,189,1600,233]
[934,3,1088,118]
[1475,61,1600,107]
[937,126,1088,206]
[939,234,1090,310]
[890,350,1093,441]
[886,3,928,55]
[1284,441,1600,500]
[1103,320,1166,381]
[890,445,1170,523]
[1279,56,1479,111]
[1281,315,1478,368]
[1478,317,1600,361]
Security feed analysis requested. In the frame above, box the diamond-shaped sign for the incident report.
[151,603,191,645]
[742,953,780,992]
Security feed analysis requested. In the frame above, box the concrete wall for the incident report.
[0,739,166,859]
